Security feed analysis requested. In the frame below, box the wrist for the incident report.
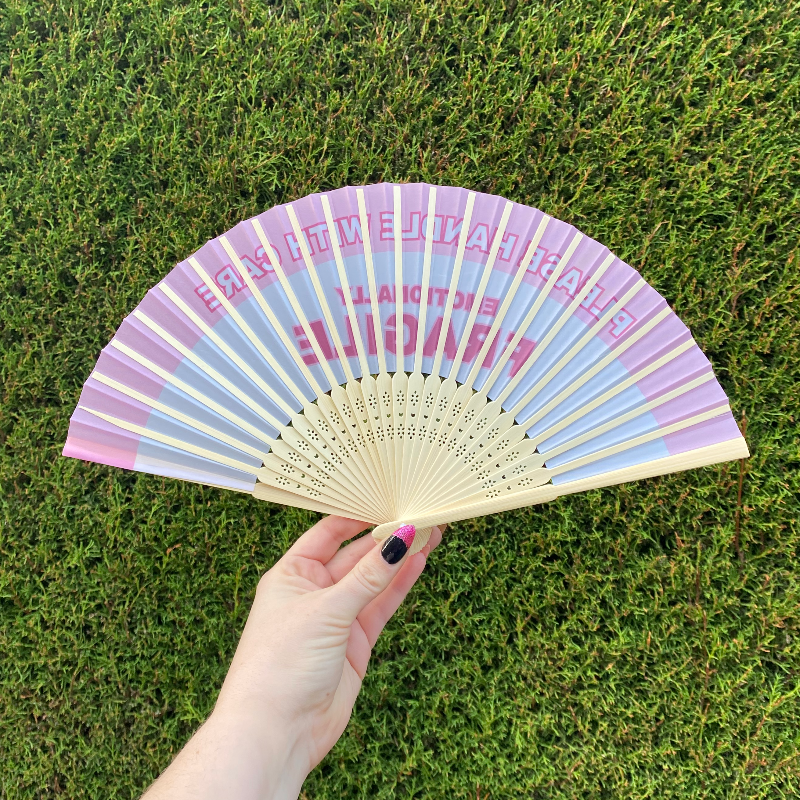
[144,707,309,800]
[204,707,309,800]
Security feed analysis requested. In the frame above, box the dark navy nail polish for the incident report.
[381,524,416,565]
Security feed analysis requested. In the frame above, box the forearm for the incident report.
[141,709,307,800]
[140,519,435,799]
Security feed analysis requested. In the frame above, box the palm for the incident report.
[256,520,440,769]
[282,547,376,679]
[145,517,441,800]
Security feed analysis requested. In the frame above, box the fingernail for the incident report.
[381,524,416,565]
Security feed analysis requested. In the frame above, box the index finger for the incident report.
[285,515,371,564]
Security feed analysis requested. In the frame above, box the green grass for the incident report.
[1,0,799,797]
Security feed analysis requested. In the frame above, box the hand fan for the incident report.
[64,183,749,554]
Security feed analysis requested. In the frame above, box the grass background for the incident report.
[1,0,799,797]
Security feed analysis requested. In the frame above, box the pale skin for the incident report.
[141,517,443,800]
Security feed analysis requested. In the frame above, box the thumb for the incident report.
[326,524,417,625]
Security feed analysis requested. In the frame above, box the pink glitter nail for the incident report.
[393,524,416,547]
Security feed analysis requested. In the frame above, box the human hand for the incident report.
[142,517,442,800]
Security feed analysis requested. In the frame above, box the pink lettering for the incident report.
[555,267,582,296]
[421,214,443,241]
[337,215,364,246]
[378,284,394,303]
[284,231,303,261]
[403,212,420,240]
[385,313,418,355]
[442,216,462,244]
[508,335,536,378]
[610,311,635,337]
[479,297,499,316]
[342,318,359,358]
[215,266,243,299]
[293,324,316,365]
[379,211,394,240]
[239,254,266,279]
[493,230,518,261]
[539,253,561,279]
[466,223,489,253]
[195,283,220,312]
[305,222,330,252]
[463,323,498,367]
[521,244,547,273]
[423,317,458,359]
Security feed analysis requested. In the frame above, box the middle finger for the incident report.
[326,531,379,582]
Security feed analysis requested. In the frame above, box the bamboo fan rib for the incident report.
[64,183,749,553]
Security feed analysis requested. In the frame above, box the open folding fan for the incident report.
[64,183,749,553]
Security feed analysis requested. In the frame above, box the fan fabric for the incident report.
[64,183,748,551]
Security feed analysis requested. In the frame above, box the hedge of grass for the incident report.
[1,1,799,797]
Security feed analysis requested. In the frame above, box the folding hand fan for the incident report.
[64,183,749,553]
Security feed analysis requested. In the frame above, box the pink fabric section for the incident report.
[252,199,306,277]
[221,219,283,291]
[152,182,667,359]
[663,412,743,455]
[94,348,166,400]
[249,182,544,271]
[315,183,512,261]
[142,276,211,346]
[636,345,712,400]
[134,183,672,369]
[507,214,661,348]
[78,381,152,424]
[650,380,731,426]
[615,315,691,374]
[63,436,137,470]
[112,317,183,372]
[62,408,139,470]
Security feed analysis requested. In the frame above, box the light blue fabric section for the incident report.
[543,411,663,467]
[155,382,271,455]
[520,355,628,436]
[199,312,300,417]
[134,438,256,492]
[536,384,649,451]
[170,359,280,441]
[144,410,263,468]
[551,439,670,485]
[234,296,316,402]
